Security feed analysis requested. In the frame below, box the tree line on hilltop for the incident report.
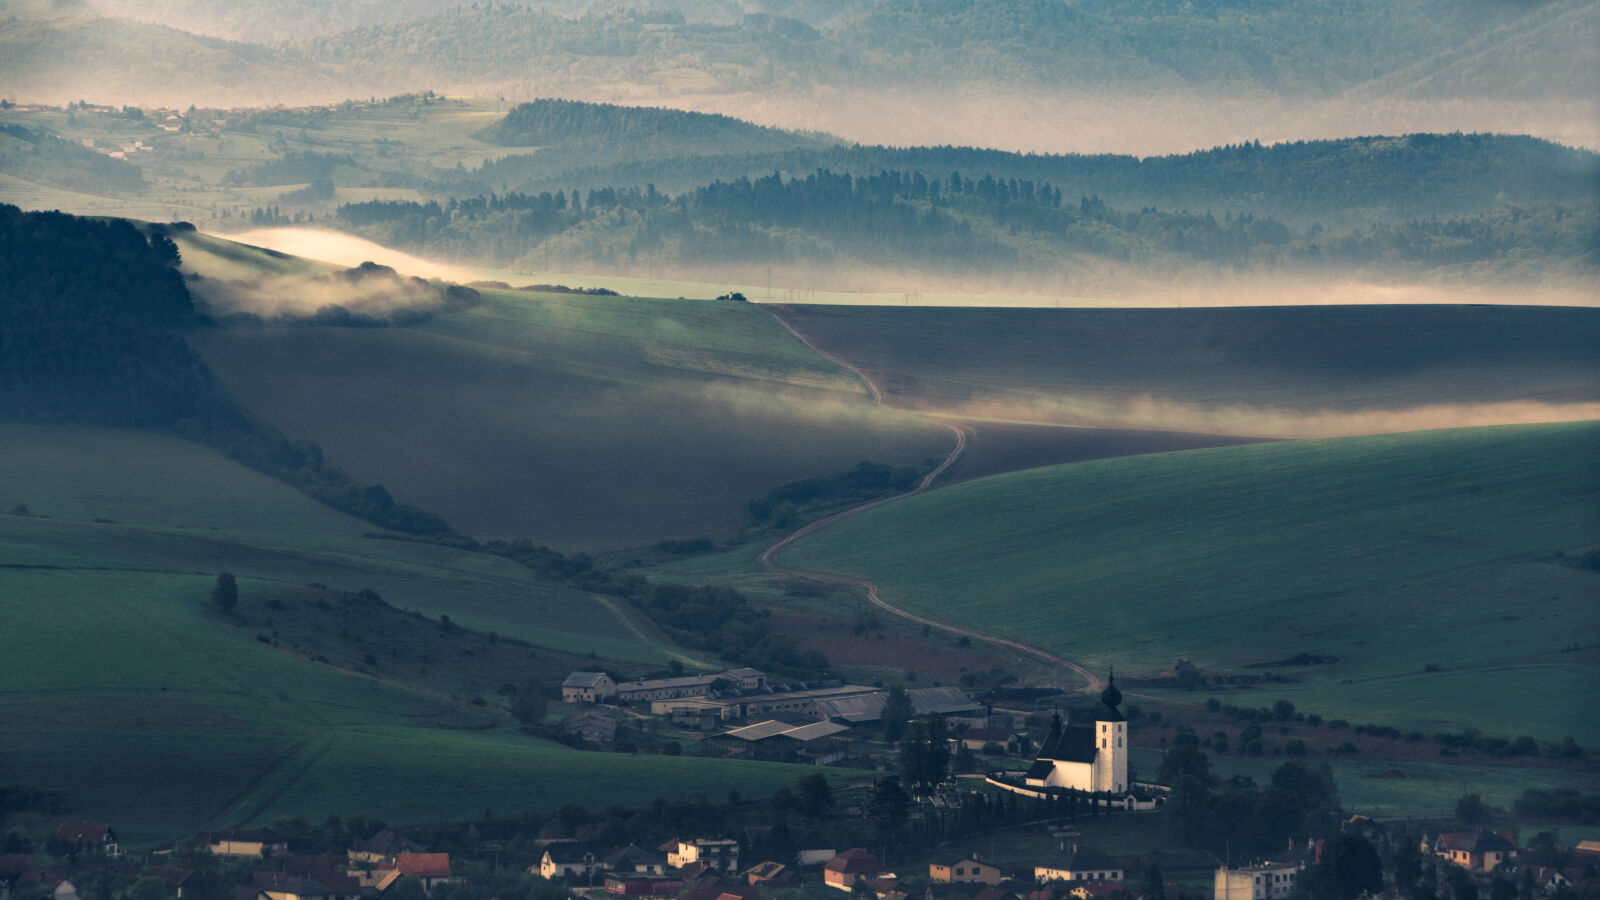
[332,163,1597,280]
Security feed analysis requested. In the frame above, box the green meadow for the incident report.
[1126,748,1599,819]
[188,284,953,549]
[0,424,672,661]
[0,425,829,844]
[776,422,1600,743]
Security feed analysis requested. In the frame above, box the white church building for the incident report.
[1023,674,1128,794]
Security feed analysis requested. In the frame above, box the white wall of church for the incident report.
[1093,720,1127,793]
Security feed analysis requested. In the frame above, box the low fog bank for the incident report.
[929,396,1600,441]
[221,228,482,283]
[188,229,482,322]
[209,228,1600,310]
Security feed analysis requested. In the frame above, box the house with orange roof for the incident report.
[825,850,887,892]
[378,854,454,895]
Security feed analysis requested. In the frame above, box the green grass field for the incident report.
[188,286,953,549]
[776,422,1600,743]
[1127,747,1597,819]
[0,424,676,661]
[770,304,1600,437]
[0,424,831,844]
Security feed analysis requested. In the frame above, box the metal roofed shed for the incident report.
[779,721,850,742]
[813,686,986,724]
[724,720,800,741]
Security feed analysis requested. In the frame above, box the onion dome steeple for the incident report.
[1100,667,1124,720]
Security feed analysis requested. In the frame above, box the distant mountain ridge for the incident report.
[2,1,1594,147]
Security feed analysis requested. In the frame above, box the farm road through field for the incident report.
[760,305,1102,694]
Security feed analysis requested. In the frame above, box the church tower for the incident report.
[1092,670,1128,793]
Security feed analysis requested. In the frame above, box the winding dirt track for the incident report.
[757,306,1103,694]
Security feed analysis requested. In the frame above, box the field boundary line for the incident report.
[591,594,717,669]
[761,305,884,403]
[755,307,1102,694]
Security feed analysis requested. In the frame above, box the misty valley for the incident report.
[0,4,1597,900]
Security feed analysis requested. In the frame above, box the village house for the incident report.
[1214,862,1301,900]
[1435,832,1518,872]
[54,825,120,858]
[605,846,668,875]
[1213,843,1317,900]
[200,830,288,858]
[539,843,599,881]
[930,856,1003,885]
[348,830,424,864]
[562,672,618,703]
[377,854,455,895]
[1035,846,1123,884]
[825,849,887,892]
[663,838,740,872]
[1518,866,1573,894]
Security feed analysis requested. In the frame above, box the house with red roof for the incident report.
[55,824,120,858]
[825,850,887,892]
[377,854,454,895]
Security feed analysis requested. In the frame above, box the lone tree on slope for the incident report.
[211,572,238,614]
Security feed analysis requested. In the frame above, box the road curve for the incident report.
[757,306,1103,694]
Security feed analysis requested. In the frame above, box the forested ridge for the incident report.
[482,97,833,154]
[334,163,1598,280]
[0,205,449,535]
[445,125,1600,228]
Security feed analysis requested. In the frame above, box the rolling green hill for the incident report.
[178,236,953,549]
[768,304,1600,437]
[0,423,817,842]
[775,421,1600,744]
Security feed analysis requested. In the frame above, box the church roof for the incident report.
[1037,725,1097,764]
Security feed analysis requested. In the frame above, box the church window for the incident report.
[1101,739,1107,748]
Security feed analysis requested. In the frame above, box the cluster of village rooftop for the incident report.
[5,820,1592,900]
[558,668,991,766]
[564,670,1144,812]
